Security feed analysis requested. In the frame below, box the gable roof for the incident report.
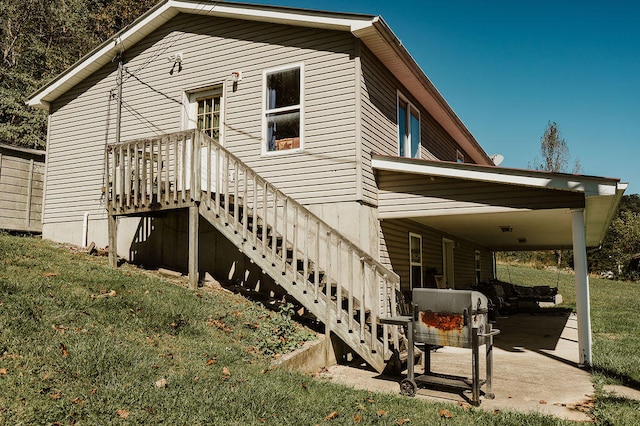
[27,0,492,165]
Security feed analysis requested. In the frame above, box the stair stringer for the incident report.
[198,205,386,373]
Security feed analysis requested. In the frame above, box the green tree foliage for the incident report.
[588,194,640,280]
[0,0,156,149]
[531,121,582,174]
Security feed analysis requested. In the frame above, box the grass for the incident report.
[0,235,636,425]
[497,262,640,425]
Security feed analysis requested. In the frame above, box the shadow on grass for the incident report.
[593,366,640,392]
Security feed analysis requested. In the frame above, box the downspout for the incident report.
[82,212,90,247]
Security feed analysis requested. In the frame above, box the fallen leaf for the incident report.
[354,413,362,423]
[366,398,375,403]
[43,272,58,277]
[539,400,547,405]
[206,358,216,365]
[60,343,69,357]
[52,324,67,333]
[0,368,8,375]
[324,411,339,421]
[457,401,472,410]
[116,409,129,419]
[89,388,97,395]
[396,418,410,425]
[438,409,453,419]
[49,391,62,400]
[72,397,85,405]
[493,409,501,415]
[155,378,167,388]
[222,366,231,376]
[377,409,388,417]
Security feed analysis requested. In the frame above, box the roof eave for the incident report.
[372,154,623,197]
[354,19,493,165]
[27,1,493,166]
[27,0,377,110]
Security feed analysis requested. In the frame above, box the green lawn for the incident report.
[497,262,640,424]
[0,234,638,424]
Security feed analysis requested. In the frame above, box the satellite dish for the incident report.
[490,154,504,166]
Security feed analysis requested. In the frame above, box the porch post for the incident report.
[108,213,118,267]
[571,208,592,367]
[188,205,199,290]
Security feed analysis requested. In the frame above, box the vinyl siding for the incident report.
[377,170,585,219]
[379,218,493,293]
[45,14,359,227]
[359,46,476,206]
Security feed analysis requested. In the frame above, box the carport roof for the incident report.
[373,155,627,251]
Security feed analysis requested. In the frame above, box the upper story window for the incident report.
[398,94,420,158]
[263,63,304,154]
[456,150,465,163]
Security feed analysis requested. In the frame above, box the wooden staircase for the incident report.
[105,130,401,373]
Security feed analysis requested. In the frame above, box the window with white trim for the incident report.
[398,94,420,158]
[409,233,423,289]
[263,64,303,153]
[456,150,465,163]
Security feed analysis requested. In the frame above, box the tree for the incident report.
[526,121,582,268]
[0,0,157,149]
[588,194,640,280]
[531,121,581,174]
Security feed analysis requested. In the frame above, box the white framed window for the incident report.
[398,93,420,158]
[262,63,304,155]
[409,232,423,289]
[456,150,465,163]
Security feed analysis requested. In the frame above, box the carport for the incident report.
[372,154,627,366]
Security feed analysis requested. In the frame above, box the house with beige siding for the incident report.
[28,0,626,372]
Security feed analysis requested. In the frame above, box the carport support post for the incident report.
[571,208,592,367]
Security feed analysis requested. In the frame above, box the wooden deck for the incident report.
[105,130,402,373]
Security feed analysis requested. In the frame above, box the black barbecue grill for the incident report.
[381,288,500,405]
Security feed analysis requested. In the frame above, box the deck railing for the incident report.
[106,130,401,360]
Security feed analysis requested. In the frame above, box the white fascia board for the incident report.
[172,1,375,31]
[372,155,622,197]
[27,0,376,110]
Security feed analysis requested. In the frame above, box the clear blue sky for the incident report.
[238,0,639,194]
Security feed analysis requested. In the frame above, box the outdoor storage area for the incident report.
[329,310,596,421]
[0,143,45,233]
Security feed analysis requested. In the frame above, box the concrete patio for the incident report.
[327,311,596,421]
